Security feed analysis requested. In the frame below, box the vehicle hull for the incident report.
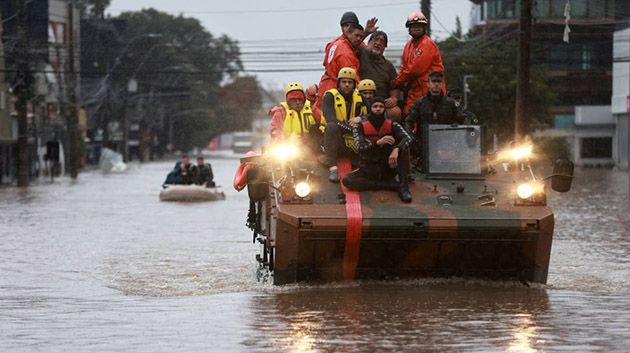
[260,165,555,285]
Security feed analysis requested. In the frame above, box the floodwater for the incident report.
[1,158,629,352]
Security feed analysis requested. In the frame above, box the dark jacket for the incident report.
[404,93,468,136]
[353,113,412,168]
[192,163,214,185]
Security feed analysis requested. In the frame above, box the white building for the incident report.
[612,27,629,170]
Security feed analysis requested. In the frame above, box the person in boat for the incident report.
[269,81,323,154]
[163,154,194,186]
[393,11,445,113]
[192,156,215,187]
[342,96,413,203]
[175,154,194,185]
[357,30,402,122]
[358,79,376,107]
[314,18,369,110]
[320,67,368,183]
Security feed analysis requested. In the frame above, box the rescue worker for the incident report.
[315,22,366,109]
[342,97,413,203]
[270,82,322,152]
[192,156,215,187]
[305,83,322,123]
[394,11,445,113]
[358,79,376,106]
[320,67,368,183]
[358,30,402,121]
[405,72,468,156]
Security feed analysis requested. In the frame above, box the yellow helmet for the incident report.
[358,79,376,92]
[284,81,304,96]
[337,67,357,82]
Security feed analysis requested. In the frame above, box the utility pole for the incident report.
[515,0,532,140]
[15,0,30,187]
[421,0,431,37]
[66,0,79,178]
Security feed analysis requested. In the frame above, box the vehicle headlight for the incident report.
[516,182,544,199]
[294,181,311,198]
[497,144,534,163]
[509,144,533,161]
[270,143,298,161]
[516,183,535,199]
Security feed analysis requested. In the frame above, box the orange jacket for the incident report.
[315,36,360,109]
[395,35,445,112]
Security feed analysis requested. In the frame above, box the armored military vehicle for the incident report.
[238,124,574,285]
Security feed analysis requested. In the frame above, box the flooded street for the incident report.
[1,159,630,352]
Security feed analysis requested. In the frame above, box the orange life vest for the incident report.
[362,119,392,141]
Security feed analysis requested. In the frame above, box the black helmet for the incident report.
[340,11,359,26]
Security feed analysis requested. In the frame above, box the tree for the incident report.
[219,76,262,135]
[109,8,254,151]
[78,0,110,19]
[438,29,556,142]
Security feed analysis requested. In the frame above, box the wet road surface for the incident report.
[1,159,629,352]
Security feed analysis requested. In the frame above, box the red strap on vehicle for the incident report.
[336,159,362,281]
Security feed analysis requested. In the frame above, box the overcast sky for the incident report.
[108,0,473,89]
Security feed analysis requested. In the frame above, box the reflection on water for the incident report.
[1,163,629,352]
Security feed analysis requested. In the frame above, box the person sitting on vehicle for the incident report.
[404,71,468,156]
[305,83,322,123]
[320,67,368,182]
[358,79,376,107]
[269,81,322,153]
[342,96,413,202]
[192,156,215,187]
[405,72,468,128]
[358,30,402,121]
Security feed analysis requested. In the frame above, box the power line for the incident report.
[108,1,417,15]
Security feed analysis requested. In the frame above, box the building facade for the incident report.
[470,0,629,119]
[0,0,79,182]
[612,27,629,170]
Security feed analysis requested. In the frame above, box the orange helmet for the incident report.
[406,11,428,27]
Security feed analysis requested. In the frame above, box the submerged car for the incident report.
[237,124,574,285]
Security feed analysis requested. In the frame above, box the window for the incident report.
[581,137,612,158]
[552,0,566,17]
[581,45,592,70]
[572,0,588,17]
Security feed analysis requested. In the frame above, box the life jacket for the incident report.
[362,119,392,141]
[321,88,366,124]
[280,101,316,137]
[322,88,367,153]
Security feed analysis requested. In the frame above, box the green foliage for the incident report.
[439,29,556,142]
[110,8,258,151]
[77,0,110,19]
[219,76,263,133]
